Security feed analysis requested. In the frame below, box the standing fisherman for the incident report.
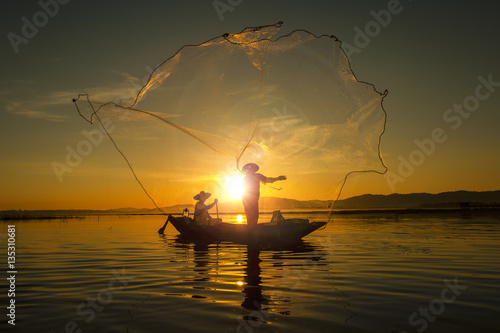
[241,163,286,229]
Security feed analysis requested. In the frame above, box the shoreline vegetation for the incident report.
[2,190,499,221]
[1,209,500,221]
[2,206,499,221]
[0,212,87,221]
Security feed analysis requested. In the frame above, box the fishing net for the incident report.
[73,22,387,218]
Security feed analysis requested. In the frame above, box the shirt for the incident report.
[243,173,267,198]
[194,202,210,225]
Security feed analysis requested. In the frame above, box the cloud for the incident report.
[9,109,68,122]
[1,79,35,86]
[4,91,75,122]
[3,72,146,122]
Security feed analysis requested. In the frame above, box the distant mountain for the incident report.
[218,190,500,212]
[334,190,500,209]
[140,190,500,212]
[3,190,498,219]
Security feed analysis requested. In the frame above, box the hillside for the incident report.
[2,190,499,219]
[185,190,500,212]
[334,190,500,209]
[219,190,500,211]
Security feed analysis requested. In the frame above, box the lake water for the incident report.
[1,213,499,332]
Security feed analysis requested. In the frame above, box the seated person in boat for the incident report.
[193,191,221,225]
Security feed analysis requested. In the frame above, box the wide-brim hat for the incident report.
[242,163,259,173]
[193,191,211,200]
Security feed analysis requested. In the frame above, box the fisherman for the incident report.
[193,191,219,225]
[241,163,286,229]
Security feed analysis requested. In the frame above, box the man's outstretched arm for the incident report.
[263,175,287,183]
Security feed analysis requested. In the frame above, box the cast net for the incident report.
[73,22,387,220]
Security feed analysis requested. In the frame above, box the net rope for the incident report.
[73,22,388,222]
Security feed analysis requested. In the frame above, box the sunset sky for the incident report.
[1,0,499,210]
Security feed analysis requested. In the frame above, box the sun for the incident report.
[225,176,244,200]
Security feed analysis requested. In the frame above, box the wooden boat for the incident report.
[159,211,327,246]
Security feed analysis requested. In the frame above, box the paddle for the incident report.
[216,200,219,219]
[158,216,169,234]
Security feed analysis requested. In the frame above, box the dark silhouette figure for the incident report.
[241,163,286,229]
[192,242,211,282]
[193,191,219,225]
[241,246,266,311]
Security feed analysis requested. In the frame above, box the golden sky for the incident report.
[1,1,499,210]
